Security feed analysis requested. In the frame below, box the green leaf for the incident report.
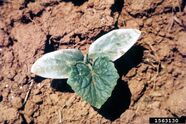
[67,57,119,108]
[88,29,141,61]
[31,49,84,79]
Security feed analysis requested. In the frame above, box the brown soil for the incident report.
[0,0,186,123]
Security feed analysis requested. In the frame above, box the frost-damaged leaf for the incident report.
[88,29,141,61]
[67,57,119,108]
[31,49,84,79]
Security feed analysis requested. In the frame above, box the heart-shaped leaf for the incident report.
[88,29,141,61]
[67,57,119,108]
[31,49,84,79]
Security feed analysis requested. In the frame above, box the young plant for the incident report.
[31,29,141,109]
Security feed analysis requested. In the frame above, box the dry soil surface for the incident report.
[0,0,186,124]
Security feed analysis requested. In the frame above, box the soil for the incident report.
[0,0,186,124]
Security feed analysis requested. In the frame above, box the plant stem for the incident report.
[84,54,89,64]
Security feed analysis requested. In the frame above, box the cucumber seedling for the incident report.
[31,29,141,109]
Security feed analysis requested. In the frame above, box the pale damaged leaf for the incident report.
[67,57,119,108]
[31,49,84,79]
[88,29,141,61]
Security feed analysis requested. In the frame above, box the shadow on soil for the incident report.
[44,35,59,53]
[0,0,4,6]
[110,0,125,28]
[96,45,144,121]
[63,0,88,6]
[111,0,124,15]
[33,76,45,83]
[33,76,74,92]
[51,79,74,93]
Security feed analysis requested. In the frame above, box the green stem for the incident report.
[84,54,93,70]
[84,54,89,64]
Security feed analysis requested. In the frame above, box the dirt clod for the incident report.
[0,105,19,122]
[0,0,185,123]
[0,30,9,47]
[176,32,186,55]
[11,97,23,109]
[32,95,43,104]
[129,80,145,104]
[165,87,186,116]
[24,100,38,117]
